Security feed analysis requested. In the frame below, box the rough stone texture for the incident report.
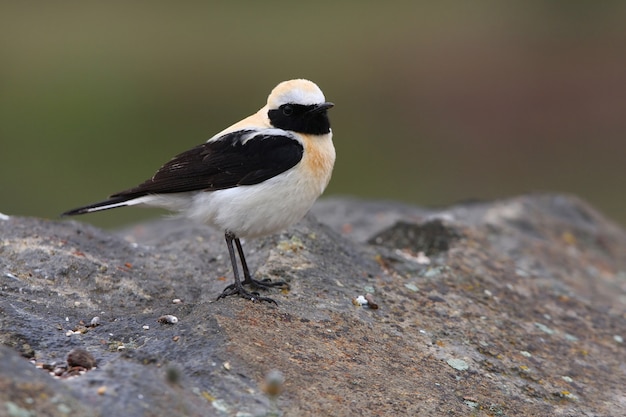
[1,194,625,416]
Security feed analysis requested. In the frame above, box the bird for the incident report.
[62,79,335,303]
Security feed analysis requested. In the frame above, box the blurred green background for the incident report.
[2,2,626,229]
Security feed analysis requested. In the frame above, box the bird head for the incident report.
[266,79,333,135]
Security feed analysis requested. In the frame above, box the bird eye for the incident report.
[282,105,293,116]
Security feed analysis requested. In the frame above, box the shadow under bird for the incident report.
[62,79,335,303]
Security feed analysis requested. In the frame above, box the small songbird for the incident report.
[62,79,335,303]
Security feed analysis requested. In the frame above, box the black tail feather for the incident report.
[61,196,133,217]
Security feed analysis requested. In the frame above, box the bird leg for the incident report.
[217,231,286,303]
[234,236,289,290]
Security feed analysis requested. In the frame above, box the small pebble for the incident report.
[67,348,96,369]
[97,386,107,395]
[614,335,624,344]
[172,298,182,304]
[364,293,379,309]
[534,322,555,335]
[90,316,100,327]
[464,400,479,409]
[416,251,430,265]
[142,325,150,330]
[353,295,368,306]
[157,315,179,324]
[446,358,469,371]
[40,362,54,371]
[212,399,228,413]
[424,267,442,278]
[165,366,182,385]
[262,369,285,397]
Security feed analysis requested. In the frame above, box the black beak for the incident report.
[309,102,334,113]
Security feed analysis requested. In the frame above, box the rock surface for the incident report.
[1,194,625,416]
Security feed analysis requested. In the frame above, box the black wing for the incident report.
[112,130,304,200]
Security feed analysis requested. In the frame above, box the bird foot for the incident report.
[217,278,287,304]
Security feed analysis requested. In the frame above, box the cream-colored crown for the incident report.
[266,79,326,109]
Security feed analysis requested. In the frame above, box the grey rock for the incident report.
[1,194,625,416]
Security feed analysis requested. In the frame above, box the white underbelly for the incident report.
[177,167,325,238]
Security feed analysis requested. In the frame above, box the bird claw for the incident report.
[217,281,279,304]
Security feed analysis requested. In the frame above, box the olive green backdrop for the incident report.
[2,2,625,228]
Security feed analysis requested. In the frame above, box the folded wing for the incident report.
[114,129,304,199]
[62,130,304,216]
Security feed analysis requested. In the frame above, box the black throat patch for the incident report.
[268,104,331,135]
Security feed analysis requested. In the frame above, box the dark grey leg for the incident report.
[234,237,289,290]
[216,231,279,303]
